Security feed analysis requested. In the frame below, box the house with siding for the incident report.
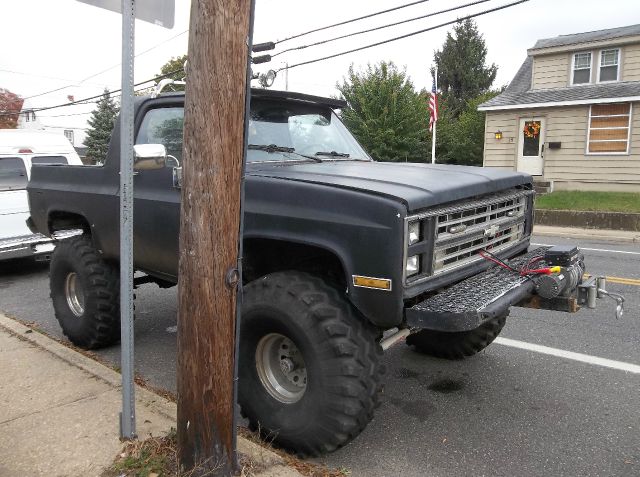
[479,24,640,192]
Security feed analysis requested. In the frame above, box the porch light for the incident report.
[494,130,503,140]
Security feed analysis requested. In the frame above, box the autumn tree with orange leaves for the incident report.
[0,88,24,129]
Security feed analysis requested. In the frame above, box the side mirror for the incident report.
[134,144,167,171]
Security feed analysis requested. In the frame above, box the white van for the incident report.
[0,130,83,261]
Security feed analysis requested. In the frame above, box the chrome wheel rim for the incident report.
[255,333,307,403]
[65,272,85,317]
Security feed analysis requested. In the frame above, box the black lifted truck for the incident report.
[26,89,620,455]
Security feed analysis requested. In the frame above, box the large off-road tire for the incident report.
[406,313,507,360]
[239,271,383,456]
[50,235,120,349]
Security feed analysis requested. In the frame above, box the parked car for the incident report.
[0,130,83,261]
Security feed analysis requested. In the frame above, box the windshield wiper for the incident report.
[248,144,295,153]
[315,151,350,158]
[248,144,322,162]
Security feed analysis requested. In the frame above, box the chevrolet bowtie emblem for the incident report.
[484,224,500,237]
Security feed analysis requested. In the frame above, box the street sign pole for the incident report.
[76,0,174,442]
[119,0,136,439]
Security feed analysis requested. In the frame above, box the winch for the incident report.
[535,246,585,299]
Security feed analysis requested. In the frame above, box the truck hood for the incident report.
[249,161,532,211]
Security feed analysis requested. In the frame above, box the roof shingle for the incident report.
[531,23,640,51]
[478,24,640,111]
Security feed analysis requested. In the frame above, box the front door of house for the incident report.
[517,118,545,176]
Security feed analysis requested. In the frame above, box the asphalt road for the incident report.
[1,235,638,476]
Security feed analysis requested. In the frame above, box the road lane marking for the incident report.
[531,243,640,256]
[583,274,640,286]
[495,337,640,374]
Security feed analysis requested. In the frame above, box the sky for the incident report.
[1,0,639,134]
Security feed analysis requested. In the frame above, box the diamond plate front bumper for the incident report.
[405,247,552,332]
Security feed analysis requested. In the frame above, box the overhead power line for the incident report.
[0,69,104,87]
[277,0,529,72]
[22,29,188,101]
[0,69,184,118]
[277,0,433,44]
[273,0,492,58]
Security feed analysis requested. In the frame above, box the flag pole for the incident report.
[431,66,437,164]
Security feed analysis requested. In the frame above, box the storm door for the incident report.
[517,117,545,176]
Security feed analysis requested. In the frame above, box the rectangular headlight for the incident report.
[408,221,420,245]
[406,255,419,277]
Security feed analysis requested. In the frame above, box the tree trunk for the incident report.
[177,0,252,474]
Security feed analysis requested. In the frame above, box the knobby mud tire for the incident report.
[406,313,507,360]
[50,235,120,349]
[239,271,383,456]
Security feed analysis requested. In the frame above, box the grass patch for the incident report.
[535,191,640,213]
[105,427,348,477]
[107,430,177,477]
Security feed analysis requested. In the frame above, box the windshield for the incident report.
[0,157,28,191]
[248,100,370,163]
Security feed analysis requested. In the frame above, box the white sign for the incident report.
[76,0,175,28]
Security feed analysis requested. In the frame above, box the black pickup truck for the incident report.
[27,89,609,455]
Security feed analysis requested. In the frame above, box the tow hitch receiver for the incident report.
[405,246,625,333]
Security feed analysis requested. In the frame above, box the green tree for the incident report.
[337,62,428,162]
[434,90,499,166]
[85,89,119,164]
[433,19,497,118]
[158,54,187,92]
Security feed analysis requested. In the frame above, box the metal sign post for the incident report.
[119,0,136,440]
[75,0,174,440]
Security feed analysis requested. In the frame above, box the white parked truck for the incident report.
[0,130,83,261]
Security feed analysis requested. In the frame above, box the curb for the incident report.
[533,225,640,243]
[0,313,291,475]
[535,209,640,232]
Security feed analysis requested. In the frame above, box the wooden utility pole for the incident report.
[177,0,252,474]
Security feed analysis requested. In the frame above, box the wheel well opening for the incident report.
[48,211,91,234]
[243,238,346,288]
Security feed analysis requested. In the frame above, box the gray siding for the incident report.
[483,104,640,191]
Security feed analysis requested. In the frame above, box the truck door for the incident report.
[133,105,184,279]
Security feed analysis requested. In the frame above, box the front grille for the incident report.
[404,188,533,284]
[434,222,525,272]
[433,193,528,275]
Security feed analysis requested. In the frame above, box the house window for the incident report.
[598,49,619,82]
[587,103,631,154]
[572,52,591,84]
[63,129,74,145]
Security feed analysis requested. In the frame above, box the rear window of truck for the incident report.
[0,157,28,191]
[31,155,69,165]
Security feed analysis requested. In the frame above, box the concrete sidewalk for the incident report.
[0,313,300,477]
[533,225,640,243]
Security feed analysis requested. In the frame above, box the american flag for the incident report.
[428,76,438,132]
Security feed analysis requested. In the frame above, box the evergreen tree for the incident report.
[337,62,428,162]
[85,89,119,164]
[434,90,500,166]
[433,19,497,118]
